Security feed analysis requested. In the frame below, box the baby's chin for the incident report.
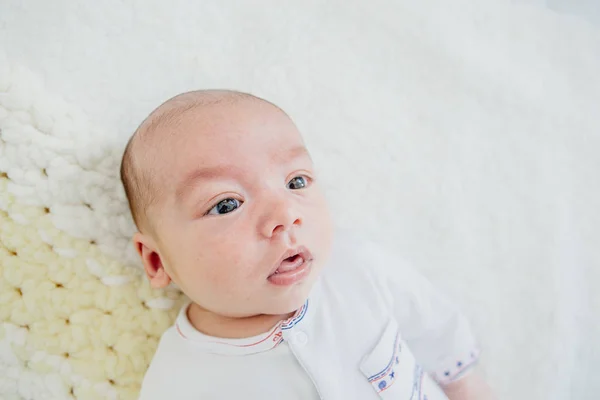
[263,295,308,316]
[261,275,320,315]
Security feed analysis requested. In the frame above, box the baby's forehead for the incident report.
[134,101,226,159]
[135,92,301,171]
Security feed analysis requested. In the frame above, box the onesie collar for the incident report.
[174,299,309,356]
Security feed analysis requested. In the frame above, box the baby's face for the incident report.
[147,101,333,317]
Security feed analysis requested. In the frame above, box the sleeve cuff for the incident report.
[430,348,480,386]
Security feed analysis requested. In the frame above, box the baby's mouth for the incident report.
[268,247,313,278]
[270,254,305,275]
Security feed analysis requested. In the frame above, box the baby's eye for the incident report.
[207,198,241,215]
[287,176,309,190]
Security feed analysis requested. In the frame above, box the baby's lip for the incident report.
[268,246,313,277]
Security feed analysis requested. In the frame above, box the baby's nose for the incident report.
[260,197,302,238]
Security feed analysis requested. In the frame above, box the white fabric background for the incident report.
[1,0,599,399]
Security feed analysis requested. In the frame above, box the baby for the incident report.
[120,90,495,399]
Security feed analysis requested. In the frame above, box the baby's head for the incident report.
[120,90,333,318]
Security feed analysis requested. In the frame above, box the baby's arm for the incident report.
[442,371,496,400]
[364,240,496,398]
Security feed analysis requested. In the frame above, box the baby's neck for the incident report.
[187,302,294,339]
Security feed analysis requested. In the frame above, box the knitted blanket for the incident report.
[0,61,184,400]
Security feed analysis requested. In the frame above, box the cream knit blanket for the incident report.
[0,61,184,400]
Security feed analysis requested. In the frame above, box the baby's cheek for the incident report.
[199,255,243,287]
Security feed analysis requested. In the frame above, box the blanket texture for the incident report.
[0,63,185,399]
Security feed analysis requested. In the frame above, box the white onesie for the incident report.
[139,231,479,399]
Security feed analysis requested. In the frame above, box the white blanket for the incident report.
[1,1,599,399]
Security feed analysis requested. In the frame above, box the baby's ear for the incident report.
[133,233,171,289]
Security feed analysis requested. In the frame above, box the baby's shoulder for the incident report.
[319,230,394,294]
[138,327,217,399]
[320,229,423,306]
[322,229,390,280]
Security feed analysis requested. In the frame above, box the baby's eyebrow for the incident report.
[175,146,311,201]
[271,145,311,163]
[175,165,239,201]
